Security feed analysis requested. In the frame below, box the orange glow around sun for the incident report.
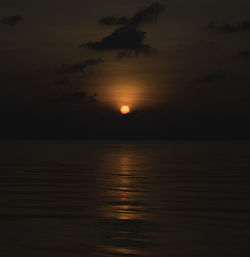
[120,105,130,115]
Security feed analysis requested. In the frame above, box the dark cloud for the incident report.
[53,78,70,85]
[83,3,165,59]
[1,15,23,26]
[88,94,98,103]
[233,50,250,59]
[53,91,87,103]
[116,46,156,59]
[99,16,126,26]
[59,58,104,73]
[99,3,165,27]
[52,91,98,104]
[81,27,155,58]
[197,70,225,84]
[207,20,250,34]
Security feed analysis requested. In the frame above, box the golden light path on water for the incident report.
[98,150,151,256]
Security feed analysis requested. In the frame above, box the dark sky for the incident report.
[1,0,250,138]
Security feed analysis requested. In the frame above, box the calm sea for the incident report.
[0,141,250,257]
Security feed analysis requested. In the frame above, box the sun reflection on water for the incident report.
[103,152,147,221]
[98,150,150,256]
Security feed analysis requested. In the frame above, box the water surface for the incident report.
[0,141,250,256]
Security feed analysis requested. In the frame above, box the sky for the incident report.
[1,0,250,138]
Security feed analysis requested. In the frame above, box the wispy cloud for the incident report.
[197,70,225,84]
[99,3,165,27]
[1,15,23,26]
[59,59,104,73]
[53,78,70,86]
[53,91,87,103]
[207,20,250,34]
[233,50,250,60]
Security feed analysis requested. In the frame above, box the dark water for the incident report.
[0,141,250,257]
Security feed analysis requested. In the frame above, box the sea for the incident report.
[0,140,249,257]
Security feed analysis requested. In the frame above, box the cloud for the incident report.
[53,91,87,103]
[1,15,23,26]
[233,50,250,59]
[53,78,70,85]
[99,16,126,26]
[59,58,104,73]
[88,93,98,103]
[81,26,155,58]
[116,46,156,59]
[52,91,98,104]
[197,70,225,84]
[207,20,250,34]
[99,3,165,27]
[81,3,165,59]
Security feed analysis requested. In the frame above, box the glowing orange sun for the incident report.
[120,105,130,115]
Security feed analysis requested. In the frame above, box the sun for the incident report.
[120,105,130,115]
